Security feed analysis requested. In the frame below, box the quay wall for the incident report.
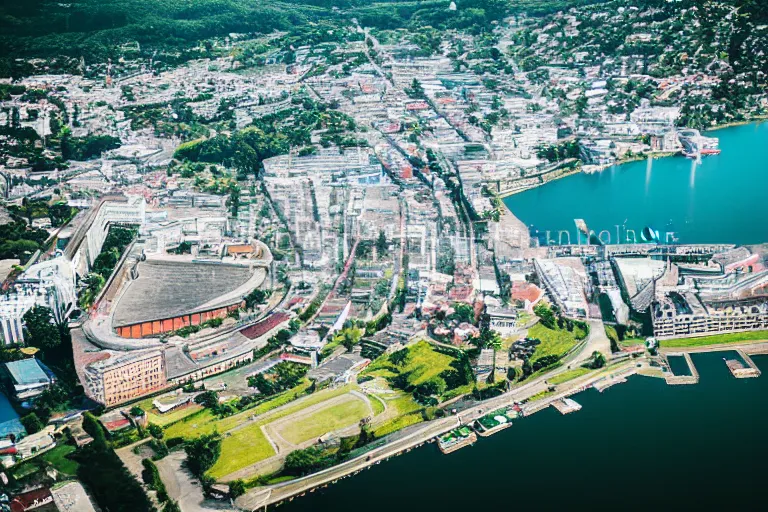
[664,352,699,385]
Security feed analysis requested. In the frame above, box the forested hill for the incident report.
[0,0,604,63]
[0,0,765,77]
[0,0,331,62]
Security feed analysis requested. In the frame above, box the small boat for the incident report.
[641,226,660,243]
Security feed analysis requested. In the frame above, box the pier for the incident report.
[593,367,636,392]
[473,408,516,437]
[725,350,762,378]
[664,353,699,385]
[551,398,582,415]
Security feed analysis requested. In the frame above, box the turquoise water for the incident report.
[281,353,768,511]
[0,391,24,439]
[504,122,768,245]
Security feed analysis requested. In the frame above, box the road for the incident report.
[388,198,406,300]
[577,318,613,364]
[305,238,358,325]
[156,451,236,512]
[360,27,394,89]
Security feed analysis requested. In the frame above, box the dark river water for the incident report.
[280,352,768,511]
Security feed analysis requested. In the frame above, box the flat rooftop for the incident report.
[112,259,264,328]
[4,358,52,386]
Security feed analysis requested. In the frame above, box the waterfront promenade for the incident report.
[659,341,768,355]
[236,355,638,510]
[236,327,768,509]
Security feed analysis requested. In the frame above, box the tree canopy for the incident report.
[23,305,61,350]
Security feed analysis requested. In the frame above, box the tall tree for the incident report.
[185,433,222,477]
[23,305,61,349]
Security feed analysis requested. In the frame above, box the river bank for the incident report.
[276,351,768,511]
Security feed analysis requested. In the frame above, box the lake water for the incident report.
[0,391,25,439]
[503,122,768,245]
[280,352,768,511]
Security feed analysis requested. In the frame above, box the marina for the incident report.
[664,353,699,385]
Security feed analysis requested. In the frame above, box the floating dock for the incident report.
[437,427,477,454]
[725,350,762,378]
[551,398,582,415]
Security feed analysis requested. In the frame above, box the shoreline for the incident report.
[499,150,680,198]
[703,117,768,133]
[500,119,765,200]
[238,339,768,510]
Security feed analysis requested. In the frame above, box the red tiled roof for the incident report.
[511,282,543,303]
[241,312,290,340]
[406,101,429,110]
[103,418,131,432]
[227,244,255,255]
[10,488,53,512]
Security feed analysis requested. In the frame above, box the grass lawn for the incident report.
[267,475,295,484]
[165,380,315,440]
[527,389,555,402]
[164,409,217,439]
[11,462,38,480]
[166,384,360,480]
[363,341,455,387]
[367,393,386,416]
[620,338,646,347]
[659,331,768,348]
[441,382,474,401]
[132,394,204,428]
[547,367,592,385]
[42,444,79,476]
[371,391,424,438]
[528,323,580,363]
[149,403,204,427]
[279,398,370,445]
[516,312,534,327]
[373,411,423,438]
[207,424,275,480]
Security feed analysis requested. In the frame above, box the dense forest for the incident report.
[0,0,608,70]
[0,0,765,77]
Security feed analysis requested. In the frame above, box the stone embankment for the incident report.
[664,352,699,385]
